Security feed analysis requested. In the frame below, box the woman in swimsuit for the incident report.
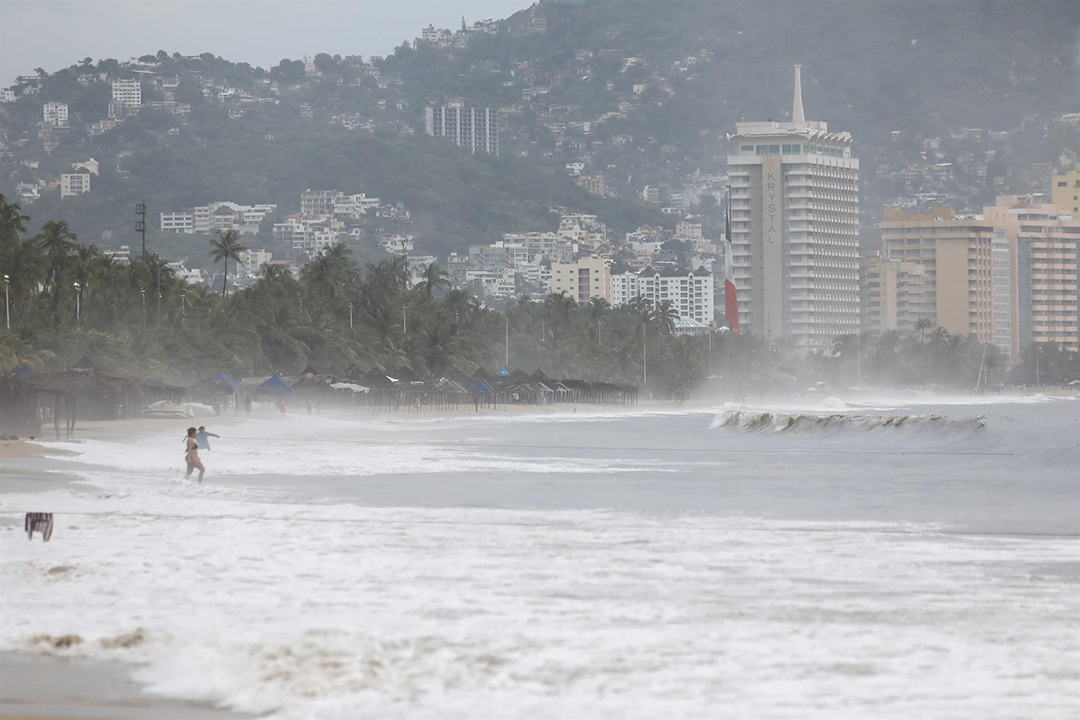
[184,426,205,482]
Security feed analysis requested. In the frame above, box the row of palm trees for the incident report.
[4,194,1072,388]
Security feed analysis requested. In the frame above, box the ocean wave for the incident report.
[710,410,987,436]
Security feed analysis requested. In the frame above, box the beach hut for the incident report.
[258,374,293,396]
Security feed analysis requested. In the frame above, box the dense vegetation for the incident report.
[3,195,1075,392]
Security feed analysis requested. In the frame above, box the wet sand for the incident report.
[0,652,255,719]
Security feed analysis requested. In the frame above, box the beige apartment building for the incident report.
[984,196,1079,358]
[877,207,995,343]
[1051,164,1080,217]
[861,255,932,334]
[550,257,610,305]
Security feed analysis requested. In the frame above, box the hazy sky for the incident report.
[0,0,529,85]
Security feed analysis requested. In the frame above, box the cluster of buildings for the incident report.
[724,68,1077,360]
[274,188,410,259]
[160,201,278,236]
[865,194,1079,360]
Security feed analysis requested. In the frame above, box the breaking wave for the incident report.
[711,410,988,436]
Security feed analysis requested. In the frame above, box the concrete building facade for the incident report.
[111,79,142,107]
[550,257,610,304]
[726,65,860,348]
[1051,164,1080,218]
[60,172,91,198]
[425,103,498,155]
[985,196,1080,356]
[879,207,996,344]
[43,102,68,126]
[635,266,714,326]
[861,255,932,336]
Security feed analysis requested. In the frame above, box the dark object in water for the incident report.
[25,512,54,542]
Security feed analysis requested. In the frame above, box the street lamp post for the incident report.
[74,282,81,326]
[1035,346,1042,387]
[541,320,545,343]
[3,274,9,330]
[402,304,407,335]
[140,287,146,327]
[181,292,187,326]
[348,302,354,329]
[856,332,862,387]
[708,323,713,379]
[504,317,509,367]
[157,290,162,326]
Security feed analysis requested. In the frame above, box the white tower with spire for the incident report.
[725,65,861,349]
[792,63,805,125]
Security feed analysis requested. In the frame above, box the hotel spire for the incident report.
[792,64,805,125]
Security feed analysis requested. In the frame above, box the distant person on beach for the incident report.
[316,402,324,416]
[184,427,205,482]
[244,395,252,416]
[278,399,287,416]
[195,426,220,451]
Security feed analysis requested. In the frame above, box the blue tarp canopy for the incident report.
[496,367,510,377]
[211,372,242,393]
[467,379,496,394]
[259,374,293,395]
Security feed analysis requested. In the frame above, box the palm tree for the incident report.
[0,194,30,250]
[914,317,932,343]
[35,220,78,292]
[418,262,450,300]
[0,235,46,322]
[208,229,247,303]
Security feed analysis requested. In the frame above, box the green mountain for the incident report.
[2,0,1077,258]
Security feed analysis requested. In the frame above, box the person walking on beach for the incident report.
[244,395,252,416]
[278,399,287,416]
[195,426,220,451]
[184,427,205,482]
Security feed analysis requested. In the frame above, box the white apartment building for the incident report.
[301,189,340,218]
[103,245,132,265]
[425,103,498,155]
[60,172,91,198]
[675,221,703,240]
[466,269,516,299]
[43,102,68,126]
[726,65,860,348]
[332,193,380,220]
[241,249,273,274]
[273,218,310,254]
[636,266,715,326]
[503,232,574,263]
[1,89,16,103]
[167,261,205,285]
[160,211,194,233]
[111,79,142,107]
[610,266,640,307]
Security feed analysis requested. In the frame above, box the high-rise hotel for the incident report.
[425,102,499,155]
[727,66,860,348]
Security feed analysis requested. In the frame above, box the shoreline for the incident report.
[0,651,255,719]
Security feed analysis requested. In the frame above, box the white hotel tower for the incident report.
[726,65,860,348]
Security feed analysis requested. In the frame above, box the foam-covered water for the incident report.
[2,394,1078,718]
